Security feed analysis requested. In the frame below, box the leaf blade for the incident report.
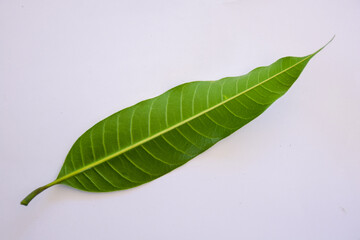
[62,54,313,187]
[21,41,332,205]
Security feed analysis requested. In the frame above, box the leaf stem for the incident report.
[21,183,54,206]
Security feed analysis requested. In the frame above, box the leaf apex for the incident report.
[312,35,335,56]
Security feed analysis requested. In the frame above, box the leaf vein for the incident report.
[175,128,202,149]
[186,122,217,140]
[205,112,236,130]
[222,104,249,120]
[106,161,143,184]
[160,135,192,157]
[123,152,158,177]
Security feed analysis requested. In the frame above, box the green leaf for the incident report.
[21,41,331,206]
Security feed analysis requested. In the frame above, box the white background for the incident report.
[1,0,359,239]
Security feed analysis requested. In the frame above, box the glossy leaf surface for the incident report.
[21,45,326,206]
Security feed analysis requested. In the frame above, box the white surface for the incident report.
[1,0,359,239]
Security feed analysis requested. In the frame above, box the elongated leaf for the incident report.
[21,43,330,206]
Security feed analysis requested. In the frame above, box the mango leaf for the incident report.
[21,42,330,206]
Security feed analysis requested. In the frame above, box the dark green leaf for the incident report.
[21,41,331,206]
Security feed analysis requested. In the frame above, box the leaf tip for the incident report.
[312,35,335,56]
